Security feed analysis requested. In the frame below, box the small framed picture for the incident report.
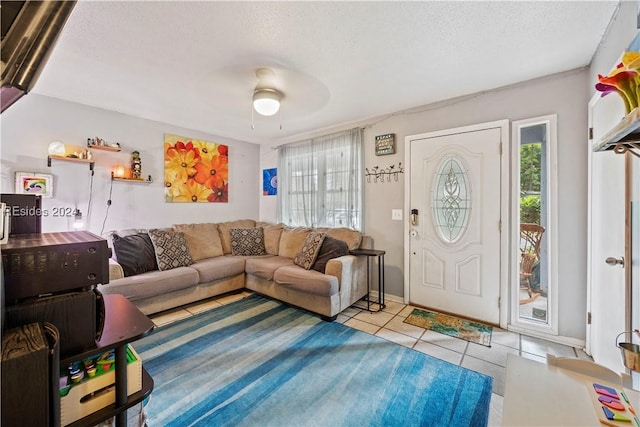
[375,133,395,156]
[15,172,54,198]
[263,168,277,195]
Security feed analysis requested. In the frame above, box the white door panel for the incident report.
[409,126,503,325]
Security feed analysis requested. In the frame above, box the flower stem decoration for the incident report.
[596,51,640,115]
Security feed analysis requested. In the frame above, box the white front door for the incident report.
[587,93,627,372]
[406,122,507,325]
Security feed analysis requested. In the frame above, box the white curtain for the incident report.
[277,128,363,230]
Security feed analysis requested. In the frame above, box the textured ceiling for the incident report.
[33,1,620,145]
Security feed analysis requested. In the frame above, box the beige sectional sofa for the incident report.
[98,220,369,321]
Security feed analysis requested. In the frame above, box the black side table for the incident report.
[350,249,386,312]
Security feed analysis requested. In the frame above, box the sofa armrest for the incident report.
[325,255,354,284]
[326,254,368,308]
[108,258,125,281]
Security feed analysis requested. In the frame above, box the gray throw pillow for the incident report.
[148,229,195,271]
[230,227,267,256]
[294,231,326,270]
[112,232,158,277]
[311,235,349,273]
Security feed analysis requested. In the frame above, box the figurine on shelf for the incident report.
[131,151,142,180]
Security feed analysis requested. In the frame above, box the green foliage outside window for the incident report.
[520,143,541,194]
[520,143,541,224]
[520,195,541,224]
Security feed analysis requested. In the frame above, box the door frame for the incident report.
[404,119,510,329]
[509,114,559,336]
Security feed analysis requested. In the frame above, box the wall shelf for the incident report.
[593,107,640,158]
[88,144,121,152]
[47,155,95,171]
[111,172,152,183]
[112,177,153,184]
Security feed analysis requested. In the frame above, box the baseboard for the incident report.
[368,290,404,305]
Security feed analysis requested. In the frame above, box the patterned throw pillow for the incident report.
[230,227,267,256]
[293,231,327,270]
[148,229,195,271]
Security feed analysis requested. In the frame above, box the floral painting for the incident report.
[164,134,229,203]
[263,168,277,195]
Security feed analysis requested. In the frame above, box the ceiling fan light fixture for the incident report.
[253,88,282,116]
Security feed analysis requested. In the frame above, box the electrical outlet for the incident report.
[392,209,403,221]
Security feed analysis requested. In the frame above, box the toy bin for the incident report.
[60,345,142,426]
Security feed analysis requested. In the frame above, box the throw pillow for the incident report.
[230,227,267,256]
[293,231,327,270]
[105,228,146,261]
[112,232,158,277]
[148,229,195,271]
[218,219,257,254]
[311,236,349,273]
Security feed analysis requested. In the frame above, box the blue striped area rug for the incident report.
[134,294,492,427]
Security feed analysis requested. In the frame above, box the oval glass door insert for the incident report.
[432,155,471,243]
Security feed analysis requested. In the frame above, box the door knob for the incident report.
[605,256,624,267]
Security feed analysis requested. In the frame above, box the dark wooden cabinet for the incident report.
[2,322,58,426]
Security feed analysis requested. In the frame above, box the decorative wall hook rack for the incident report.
[365,162,404,183]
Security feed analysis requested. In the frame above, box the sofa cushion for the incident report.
[99,266,199,302]
[311,236,349,273]
[273,265,339,297]
[256,222,284,255]
[322,227,362,251]
[148,229,195,271]
[173,223,223,261]
[293,231,326,270]
[112,232,158,277]
[230,227,267,256]
[245,256,295,281]
[190,256,246,283]
[218,219,257,254]
[278,227,313,259]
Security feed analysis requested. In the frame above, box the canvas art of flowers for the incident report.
[164,134,229,203]
[595,50,640,115]
[263,168,277,196]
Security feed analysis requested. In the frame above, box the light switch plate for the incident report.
[392,209,403,220]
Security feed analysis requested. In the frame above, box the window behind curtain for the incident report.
[277,128,362,230]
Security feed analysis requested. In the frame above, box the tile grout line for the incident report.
[459,342,469,366]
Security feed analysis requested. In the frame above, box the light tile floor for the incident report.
[148,292,591,427]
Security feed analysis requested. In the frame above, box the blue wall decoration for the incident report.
[263,168,277,195]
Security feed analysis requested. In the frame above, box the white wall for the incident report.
[1,94,261,234]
